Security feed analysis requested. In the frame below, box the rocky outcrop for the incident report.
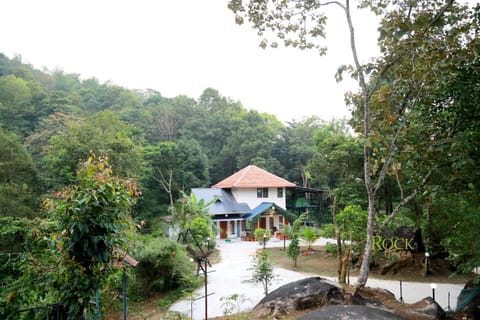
[252,277,448,320]
[297,304,408,320]
[402,297,446,319]
[352,287,446,320]
[250,276,344,318]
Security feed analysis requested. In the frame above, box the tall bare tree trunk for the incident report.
[331,195,344,283]
[340,248,351,285]
[357,195,376,287]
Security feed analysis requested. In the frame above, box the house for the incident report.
[192,165,324,240]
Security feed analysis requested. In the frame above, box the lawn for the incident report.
[265,244,473,284]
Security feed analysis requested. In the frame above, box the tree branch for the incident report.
[377,166,436,234]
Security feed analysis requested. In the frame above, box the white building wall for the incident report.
[232,187,287,209]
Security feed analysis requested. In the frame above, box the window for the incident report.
[257,188,269,198]
[277,187,283,198]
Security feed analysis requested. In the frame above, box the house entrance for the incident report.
[219,221,228,239]
[259,217,266,229]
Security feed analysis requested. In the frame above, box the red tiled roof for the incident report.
[212,165,296,189]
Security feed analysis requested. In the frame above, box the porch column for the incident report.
[215,221,220,239]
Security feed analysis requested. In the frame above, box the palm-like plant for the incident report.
[300,226,320,251]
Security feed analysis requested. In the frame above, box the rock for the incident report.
[351,286,397,309]
[251,276,344,318]
[297,304,408,320]
[353,287,446,319]
[403,297,446,319]
[349,287,410,317]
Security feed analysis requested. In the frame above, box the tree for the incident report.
[0,216,58,319]
[249,250,276,296]
[287,234,301,268]
[228,0,478,287]
[44,155,140,318]
[43,110,143,188]
[175,192,217,242]
[0,74,34,138]
[273,116,324,186]
[0,128,41,218]
[24,112,82,169]
[299,226,320,252]
[309,119,364,208]
[286,212,308,267]
[141,139,210,220]
[425,56,480,275]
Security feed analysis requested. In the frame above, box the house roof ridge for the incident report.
[232,164,253,187]
[212,164,295,189]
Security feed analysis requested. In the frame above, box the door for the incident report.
[259,217,266,229]
[219,221,228,239]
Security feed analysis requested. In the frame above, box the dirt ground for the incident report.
[104,245,475,319]
[266,245,473,284]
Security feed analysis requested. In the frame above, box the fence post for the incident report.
[123,269,127,320]
[96,289,101,319]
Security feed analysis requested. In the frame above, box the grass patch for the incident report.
[264,245,345,278]
[265,244,473,284]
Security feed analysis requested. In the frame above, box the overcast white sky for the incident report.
[1,0,381,123]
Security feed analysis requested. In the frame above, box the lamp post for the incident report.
[204,237,210,320]
[430,283,437,302]
[424,252,430,276]
[447,291,451,311]
[263,234,266,250]
[399,280,404,304]
[121,254,138,320]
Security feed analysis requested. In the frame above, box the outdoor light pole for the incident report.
[430,283,437,302]
[399,280,404,304]
[122,268,127,320]
[263,234,266,250]
[425,252,430,276]
[448,292,451,311]
[204,237,210,320]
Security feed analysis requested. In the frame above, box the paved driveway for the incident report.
[169,238,464,319]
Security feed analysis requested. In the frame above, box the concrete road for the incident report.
[169,237,464,319]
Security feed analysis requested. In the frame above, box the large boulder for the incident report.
[352,287,446,319]
[402,297,446,319]
[297,304,407,320]
[251,276,344,318]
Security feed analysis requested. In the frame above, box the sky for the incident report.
[0,0,381,123]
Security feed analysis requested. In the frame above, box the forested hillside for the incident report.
[1,53,349,317]
[1,42,479,318]
[0,53,333,219]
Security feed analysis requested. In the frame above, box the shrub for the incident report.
[287,234,300,268]
[134,236,200,298]
[254,228,270,242]
[325,242,338,256]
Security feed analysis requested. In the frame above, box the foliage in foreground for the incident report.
[44,155,140,319]
[248,250,276,296]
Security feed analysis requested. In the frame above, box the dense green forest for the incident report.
[1,52,356,318]
[1,13,480,316]
[0,52,337,220]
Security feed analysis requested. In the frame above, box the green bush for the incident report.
[254,228,270,242]
[319,223,335,239]
[188,216,217,249]
[325,242,338,256]
[134,236,200,298]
